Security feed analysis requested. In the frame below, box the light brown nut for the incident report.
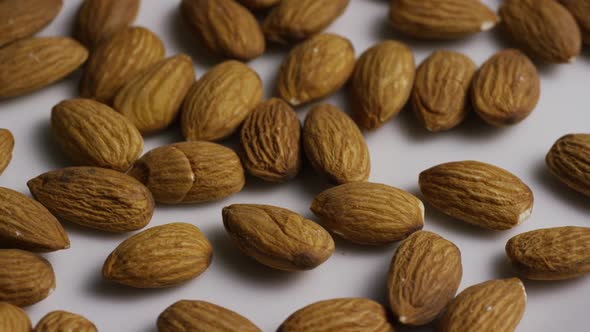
[263,0,350,44]
[34,311,97,332]
[113,55,195,135]
[52,98,144,172]
[546,134,590,196]
[128,141,245,204]
[499,0,581,63]
[389,0,498,40]
[419,161,534,230]
[438,278,526,332]
[303,104,370,184]
[28,167,154,233]
[278,33,355,107]
[80,27,165,103]
[181,0,265,61]
[102,223,213,288]
[0,0,63,47]
[560,0,590,45]
[0,249,55,307]
[75,0,140,49]
[238,0,279,10]
[0,302,32,332]
[506,226,590,280]
[0,129,14,175]
[388,231,462,326]
[239,98,302,182]
[412,50,475,132]
[471,49,540,127]
[222,204,334,271]
[0,37,88,100]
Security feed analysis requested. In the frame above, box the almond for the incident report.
[75,0,140,49]
[239,0,279,10]
[560,0,590,45]
[278,33,355,106]
[128,141,245,204]
[311,182,424,245]
[35,311,97,332]
[0,302,31,332]
[419,161,534,230]
[0,0,63,47]
[0,249,55,307]
[0,129,14,175]
[103,223,213,288]
[546,134,590,196]
[28,167,154,233]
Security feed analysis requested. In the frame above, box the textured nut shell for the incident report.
[0,37,88,100]
[311,182,424,245]
[0,129,14,175]
[278,34,355,106]
[350,41,415,130]
[388,231,462,326]
[52,99,144,171]
[438,278,526,332]
[128,141,245,204]
[0,249,55,307]
[412,50,475,132]
[506,226,590,280]
[419,161,533,230]
[114,55,195,135]
[35,311,97,332]
[103,223,213,288]
[75,0,139,49]
[560,0,590,45]
[239,0,279,10]
[181,61,262,141]
[0,0,63,47]
[546,134,590,196]
[239,98,302,182]
[0,302,31,332]
[471,49,540,127]
[28,167,154,233]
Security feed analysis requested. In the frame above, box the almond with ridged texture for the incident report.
[0,302,31,332]
[546,134,590,196]
[506,226,590,280]
[28,167,154,233]
[419,161,534,230]
[128,142,245,204]
[560,0,590,45]
[80,27,164,103]
[278,34,355,106]
[113,55,195,135]
[311,182,424,245]
[471,49,540,126]
[499,0,581,63]
[0,37,88,100]
[75,0,140,49]
[52,99,144,171]
[303,104,370,184]
[0,129,14,175]
[350,41,415,130]
[239,0,279,10]
[388,231,462,326]
[0,0,63,47]
[412,50,476,132]
[239,99,302,182]
[0,249,55,307]
[438,278,526,332]
[181,61,262,141]
[35,311,97,332]
[103,223,213,288]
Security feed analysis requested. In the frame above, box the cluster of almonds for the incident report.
[0,0,589,331]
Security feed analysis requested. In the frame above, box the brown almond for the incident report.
[546,134,590,196]
[0,129,14,176]
[0,249,55,307]
[35,311,97,332]
[0,302,31,332]
[239,0,279,10]
[560,0,590,45]
[0,0,63,47]
[75,0,140,49]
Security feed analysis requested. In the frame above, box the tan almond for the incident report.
[239,0,279,10]
[0,249,55,307]
[34,311,97,332]
[0,302,32,332]
[0,0,63,47]
[0,129,14,175]
[75,0,140,49]
[560,0,590,45]
[546,134,590,196]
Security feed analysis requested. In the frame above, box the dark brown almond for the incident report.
[35,311,97,332]
[75,0,140,49]
[0,249,55,307]
[0,129,14,175]
[560,0,590,45]
[0,302,31,332]
[546,134,590,196]
[0,0,63,47]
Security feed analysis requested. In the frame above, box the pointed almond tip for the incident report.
[568,56,577,64]
[480,21,496,31]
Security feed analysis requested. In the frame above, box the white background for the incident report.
[1,1,589,331]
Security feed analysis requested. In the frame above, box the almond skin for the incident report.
[0,0,63,47]
[35,311,97,332]
[75,0,140,49]
[128,141,245,204]
[0,129,14,175]
[546,134,590,196]
[239,0,279,10]
[560,0,590,45]
[388,231,462,326]
[0,249,55,307]
[419,161,534,230]
[0,302,32,332]
[506,226,590,280]
[103,223,213,288]
[28,167,154,233]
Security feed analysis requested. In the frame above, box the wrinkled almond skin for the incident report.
[128,141,245,204]
[0,129,14,176]
[114,55,195,135]
[28,167,154,233]
[0,0,63,47]
[103,223,213,288]
[389,0,499,39]
[158,300,261,332]
[350,41,415,130]
[546,134,590,196]
[182,61,263,141]
[0,302,31,332]
[412,50,476,132]
[75,0,140,49]
[506,226,590,280]
[181,0,265,60]
[263,0,350,44]
[499,0,581,63]
[52,99,144,172]
[438,278,526,332]
[278,34,355,107]
[471,49,540,127]
[311,182,424,245]
[239,98,302,182]
[0,249,55,307]
[239,0,279,10]
[560,0,590,45]
[388,231,462,326]
[279,298,395,332]
[0,37,88,100]
[222,204,335,271]
[35,311,97,332]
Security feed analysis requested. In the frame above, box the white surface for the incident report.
[1,1,589,331]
